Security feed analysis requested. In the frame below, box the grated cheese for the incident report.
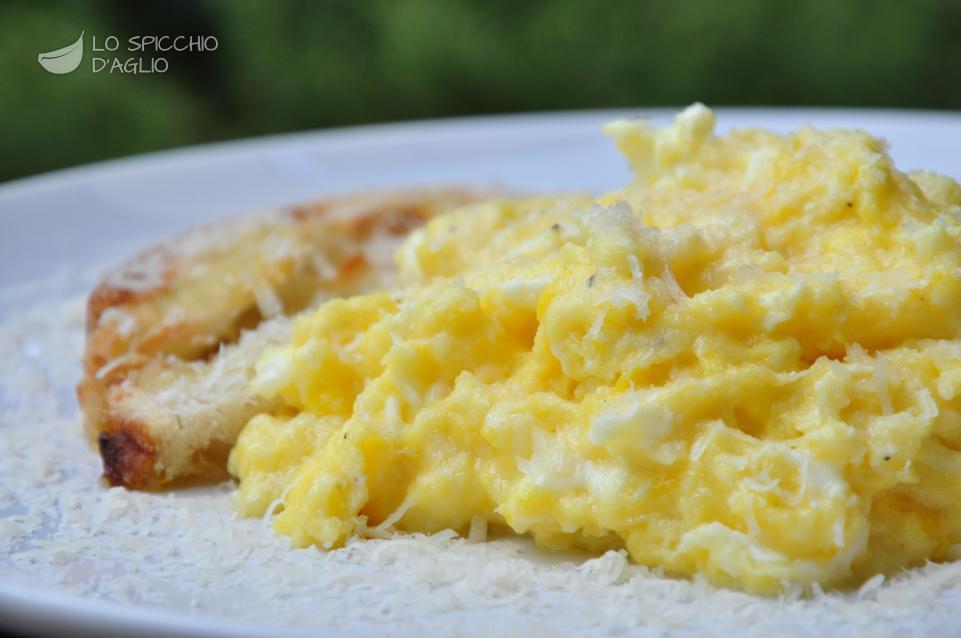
[873,354,894,416]
[660,261,688,303]
[468,516,488,544]
[371,494,415,534]
[1,268,960,636]
[250,277,284,319]
[93,352,140,380]
[586,310,607,340]
[262,481,295,529]
[832,518,845,549]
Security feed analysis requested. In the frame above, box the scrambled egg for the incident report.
[229,105,961,594]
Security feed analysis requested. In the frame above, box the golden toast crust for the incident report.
[78,189,482,489]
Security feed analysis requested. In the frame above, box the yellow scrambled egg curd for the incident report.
[228,105,961,594]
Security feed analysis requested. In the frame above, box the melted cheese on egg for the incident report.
[228,105,961,594]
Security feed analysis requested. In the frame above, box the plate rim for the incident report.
[3,106,960,200]
[0,577,312,638]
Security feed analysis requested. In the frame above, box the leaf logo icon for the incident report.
[38,31,84,74]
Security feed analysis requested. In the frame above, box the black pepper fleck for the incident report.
[550,223,560,232]
[587,274,596,288]
[884,455,891,461]
[846,201,853,208]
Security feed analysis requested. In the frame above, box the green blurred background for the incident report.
[3,0,960,183]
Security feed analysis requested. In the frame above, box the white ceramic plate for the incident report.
[2,109,961,638]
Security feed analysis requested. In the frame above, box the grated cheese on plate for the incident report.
[1,268,961,637]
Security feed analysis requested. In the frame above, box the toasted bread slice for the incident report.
[78,189,481,488]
